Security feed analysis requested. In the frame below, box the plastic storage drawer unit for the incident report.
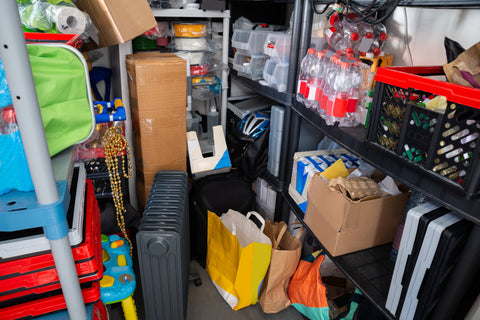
[232,29,269,56]
[367,66,480,198]
[263,58,289,92]
[263,32,291,63]
[233,53,267,81]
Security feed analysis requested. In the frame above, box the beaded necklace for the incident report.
[103,126,133,256]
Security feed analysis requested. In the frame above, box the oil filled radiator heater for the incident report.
[136,170,190,320]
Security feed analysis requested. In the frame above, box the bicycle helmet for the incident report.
[238,111,270,139]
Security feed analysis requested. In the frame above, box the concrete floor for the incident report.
[111,260,305,320]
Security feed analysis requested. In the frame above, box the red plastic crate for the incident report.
[0,179,102,298]
[368,66,480,197]
[0,281,101,320]
[24,32,82,49]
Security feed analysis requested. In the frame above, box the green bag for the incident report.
[28,44,94,156]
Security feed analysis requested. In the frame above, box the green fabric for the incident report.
[28,45,92,156]
[291,304,330,320]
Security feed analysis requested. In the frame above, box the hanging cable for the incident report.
[311,0,401,25]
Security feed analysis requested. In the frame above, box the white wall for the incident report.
[385,7,480,66]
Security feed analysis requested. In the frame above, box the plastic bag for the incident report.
[288,252,330,320]
[206,210,272,310]
[17,0,93,40]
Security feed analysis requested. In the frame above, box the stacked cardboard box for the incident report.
[126,53,187,209]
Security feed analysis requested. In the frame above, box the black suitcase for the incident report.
[189,172,256,267]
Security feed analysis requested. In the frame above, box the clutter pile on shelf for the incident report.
[231,16,292,92]
[297,9,393,128]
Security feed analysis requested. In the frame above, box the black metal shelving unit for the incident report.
[284,192,397,319]
[291,102,480,225]
[229,0,480,319]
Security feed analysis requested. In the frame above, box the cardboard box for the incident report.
[304,174,410,256]
[77,0,156,48]
[187,125,231,179]
[126,53,187,208]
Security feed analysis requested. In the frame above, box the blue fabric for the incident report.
[0,130,34,195]
[0,58,12,108]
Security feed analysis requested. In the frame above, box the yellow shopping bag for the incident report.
[206,210,272,310]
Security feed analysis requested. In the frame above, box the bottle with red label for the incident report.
[341,60,363,127]
[319,55,340,119]
[304,51,326,110]
[296,48,316,103]
[326,61,350,126]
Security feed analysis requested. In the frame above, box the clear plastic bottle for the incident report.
[371,23,388,56]
[326,61,350,126]
[325,27,343,49]
[296,48,316,103]
[341,61,363,127]
[305,51,326,110]
[1,106,18,135]
[319,55,339,119]
[342,21,360,43]
[356,21,375,56]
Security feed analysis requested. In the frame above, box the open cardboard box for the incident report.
[77,0,156,48]
[304,173,410,256]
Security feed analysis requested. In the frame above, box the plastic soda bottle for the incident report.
[296,48,316,103]
[305,51,326,110]
[326,61,350,126]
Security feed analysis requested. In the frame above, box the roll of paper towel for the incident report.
[54,6,87,34]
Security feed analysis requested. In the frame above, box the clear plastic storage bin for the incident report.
[263,32,291,63]
[232,29,269,56]
[233,52,267,81]
[262,58,288,92]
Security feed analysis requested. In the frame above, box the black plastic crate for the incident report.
[84,156,129,199]
[368,66,480,198]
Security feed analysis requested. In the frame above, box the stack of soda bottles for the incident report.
[296,14,389,127]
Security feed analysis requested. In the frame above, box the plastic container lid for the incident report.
[307,48,315,54]
[351,33,360,41]
[379,33,388,42]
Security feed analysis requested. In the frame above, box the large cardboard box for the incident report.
[77,0,156,48]
[304,174,410,256]
[126,53,187,208]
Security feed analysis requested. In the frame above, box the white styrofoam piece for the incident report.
[187,125,231,179]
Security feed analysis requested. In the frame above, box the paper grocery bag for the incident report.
[443,41,480,88]
[259,220,303,313]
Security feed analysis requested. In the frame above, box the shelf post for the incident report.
[0,1,87,319]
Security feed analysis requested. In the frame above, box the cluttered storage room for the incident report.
[1,0,480,319]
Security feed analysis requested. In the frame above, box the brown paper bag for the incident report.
[443,41,480,88]
[259,220,303,313]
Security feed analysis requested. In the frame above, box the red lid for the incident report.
[365,32,374,39]
[345,48,354,54]
[2,107,16,124]
[329,13,339,26]
[307,48,316,54]
[316,51,323,57]
[373,47,382,56]
[379,32,388,42]
[351,33,360,41]
[341,61,350,68]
